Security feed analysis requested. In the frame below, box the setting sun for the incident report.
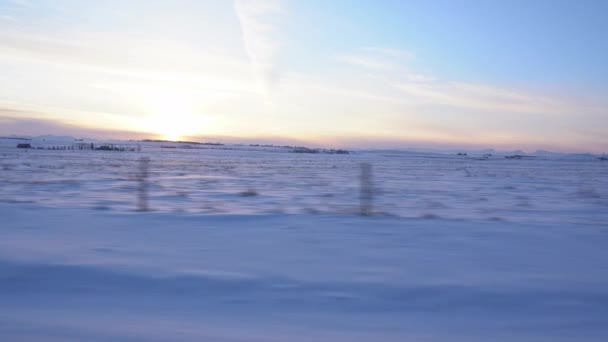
[140,89,210,141]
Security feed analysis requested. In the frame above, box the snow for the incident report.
[2,138,607,222]
[1,138,608,341]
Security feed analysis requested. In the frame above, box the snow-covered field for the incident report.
[1,138,607,341]
[2,138,607,223]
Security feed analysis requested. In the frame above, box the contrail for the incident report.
[234,0,282,104]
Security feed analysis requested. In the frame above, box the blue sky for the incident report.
[286,0,608,86]
[0,0,606,152]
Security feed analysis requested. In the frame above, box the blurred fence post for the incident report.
[360,162,373,216]
[137,157,150,212]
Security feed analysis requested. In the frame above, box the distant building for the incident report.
[17,143,32,149]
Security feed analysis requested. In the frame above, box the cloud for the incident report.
[363,47,415,59]
[338,45,581,115]
[407,74,436,82]
[0,15,18,22]
[0,28,258,95]
[0,115,149,140]
[337,47,415,71]
[8,0,32,7]
[336,55,399,70]
[395,81,569,114]
[234,0,282,100]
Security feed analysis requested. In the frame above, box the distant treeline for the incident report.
[141,139,224,146]
[72,143,139,152]
[249,144,295,148]
[15,143,139,152]
[290,147,350,155]
[248,144,349,154]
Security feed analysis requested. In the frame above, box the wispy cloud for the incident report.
[339,46,574,114]
[234,0,282,100]
[0,28,257,92]
[8,0,32,7]
[363,47,415,59]
[0,15,18,22]
[336,55,399,70]
[0,115,151,140]
[395,81,569,114]
[407,74,436,82]
[337,46,415,71]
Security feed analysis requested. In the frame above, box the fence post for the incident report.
[137,157,150,212]
[360,162,373,216]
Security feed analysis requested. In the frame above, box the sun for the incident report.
[156,121,186,141]
[141,89,210,141]
[147,113,209,141]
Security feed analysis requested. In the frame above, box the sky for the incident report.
[0,0,607,152]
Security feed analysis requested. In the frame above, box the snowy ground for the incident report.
[1,138,607,223]
[1,138,608,341]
